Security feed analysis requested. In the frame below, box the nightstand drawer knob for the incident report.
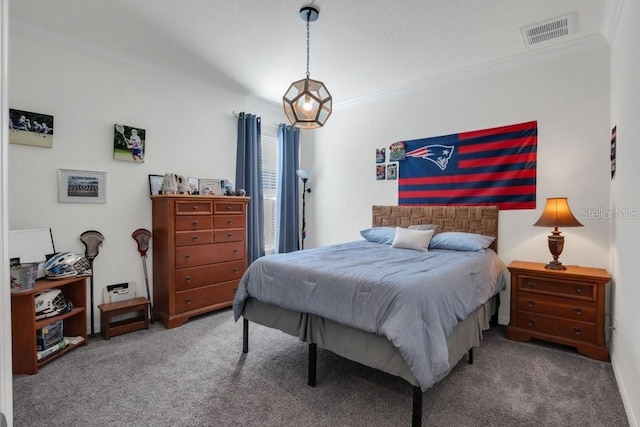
[574,307,582,315]
[527,318,536,326]
[573,327,582,335]
[527,281,537,288]
[527,300,535,308]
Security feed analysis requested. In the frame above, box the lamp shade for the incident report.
[533,198,583,228]
[283,78,332,129]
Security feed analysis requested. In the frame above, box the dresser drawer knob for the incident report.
[192,205,198,210]
[527,300,535,308]
[575,288,584,294]
[185,298,192,305]
[527,318,536,326]
[227,233,233,239]
[233,249,239,254]
[227,219,233,225]
[226,206,232,210]
[185,276,191,283]
[192,235,199,241]
[233,268,239,274]
[574,307,582,315]
[192,220,199,226]
[573,327,582,335]
[185,254,191,261]
[527,281,537,288]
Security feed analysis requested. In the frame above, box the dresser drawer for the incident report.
[176,200,213,215]
[175,215,213,231]
[175,241,246,268]
[516,293,596,322]
[214,228,245,243]
[175,260,246,291]
[517,274,596,301]
[214,215,245,229]
[516,311,595,343]
[214,201,245,214]
[174,280,238,313]
[175,230,214,247]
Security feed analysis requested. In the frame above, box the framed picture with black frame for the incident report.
[149,174,163,196]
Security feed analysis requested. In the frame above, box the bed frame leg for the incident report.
[243,318,249,353]
[412,386,422,427]
[468,347,474,365]
[308,343,317,387]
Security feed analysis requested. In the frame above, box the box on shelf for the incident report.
[36,320,64,351]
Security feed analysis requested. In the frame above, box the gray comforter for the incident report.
[233,241,505,391]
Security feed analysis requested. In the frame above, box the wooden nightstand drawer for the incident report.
[517,274,596,301]
[516,293,596,322]
[516,311,595,343]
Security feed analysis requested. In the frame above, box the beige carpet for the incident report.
[13,308,629,426]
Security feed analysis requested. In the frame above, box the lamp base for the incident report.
[544,260,567,270]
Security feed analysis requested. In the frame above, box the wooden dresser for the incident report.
[506,261,610,362]
[151,195,249,328]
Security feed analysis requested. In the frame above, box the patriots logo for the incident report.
[405,144,455,171]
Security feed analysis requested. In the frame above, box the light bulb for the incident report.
[302,95,313,111]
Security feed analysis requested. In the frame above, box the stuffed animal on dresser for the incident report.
[161,173,192,195]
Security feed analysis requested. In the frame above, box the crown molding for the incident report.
[334,34,608,111]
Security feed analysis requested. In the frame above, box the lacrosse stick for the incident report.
[115,123,132,148]
[80,230,105,337]
[132,228,153,323]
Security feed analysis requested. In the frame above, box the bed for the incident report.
[233,205,505,426]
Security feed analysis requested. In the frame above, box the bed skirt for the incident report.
[242,295,498,389]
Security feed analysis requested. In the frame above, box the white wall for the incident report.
[0,0,13,424]
[610,0,640,424]
[8,30,282,333]
[306,45,612,326]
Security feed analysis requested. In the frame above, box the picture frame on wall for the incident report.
[9,108,54,148]
[114,123,146,163]
[149,174,164,196]
[58,169,107,203]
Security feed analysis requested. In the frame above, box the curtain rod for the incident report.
[232,111,279,128]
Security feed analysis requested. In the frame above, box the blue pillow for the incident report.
[429,232,495,252]
[360,227,396,244]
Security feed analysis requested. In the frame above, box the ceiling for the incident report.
[10,0,611,108]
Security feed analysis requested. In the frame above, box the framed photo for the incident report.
[9,108,54,148]
[58,169,106,203]
[199,178,224,195]
[187,177,199,194]
[149,174,163,196]
[114,123,146,163]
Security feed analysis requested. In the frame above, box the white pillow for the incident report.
[391,227,435,251]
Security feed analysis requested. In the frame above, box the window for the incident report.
[262,133,278,254]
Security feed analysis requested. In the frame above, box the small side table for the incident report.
[506,261,610,362]
[98,297,150,340]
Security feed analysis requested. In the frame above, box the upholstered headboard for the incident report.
[372,205,499,253]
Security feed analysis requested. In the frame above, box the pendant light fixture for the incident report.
[283,6,332,130]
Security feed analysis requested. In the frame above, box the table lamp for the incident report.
[533,197,583,270]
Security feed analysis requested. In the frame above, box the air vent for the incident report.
[520,13,574,46]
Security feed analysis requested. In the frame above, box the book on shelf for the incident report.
[36,341,66,361]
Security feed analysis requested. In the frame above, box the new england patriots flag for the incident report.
[398,121,537,210]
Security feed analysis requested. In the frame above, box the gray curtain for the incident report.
[276,124,300,253]
[236,112,265,264]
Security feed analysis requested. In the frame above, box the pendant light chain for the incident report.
[306,14,311,78]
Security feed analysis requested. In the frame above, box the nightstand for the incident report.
[506,261,610,362]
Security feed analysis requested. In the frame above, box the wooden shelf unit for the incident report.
[11,276,88,374]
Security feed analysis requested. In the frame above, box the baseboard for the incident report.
[611,351,639,427]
